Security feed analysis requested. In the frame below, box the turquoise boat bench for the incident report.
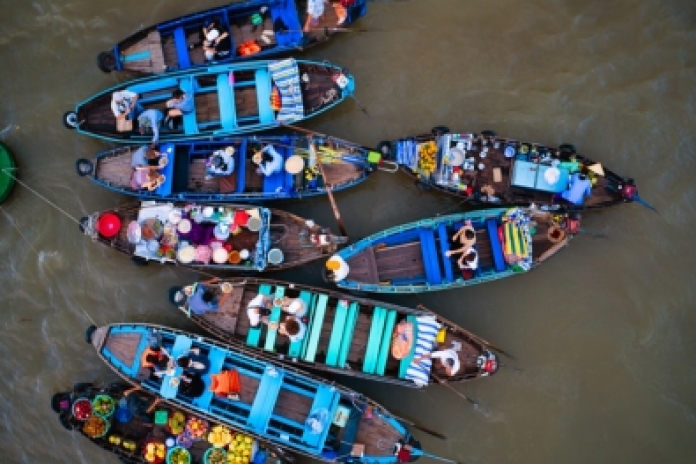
[246,284,273,347]
[264,285,286,351]
[419,228,443,284]
[288,291,314,358]
[303,294,329,362]
[486,217,506,272]
[247,366,285,432]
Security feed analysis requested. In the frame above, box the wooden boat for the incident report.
[63,58,354,143]
[324,206,580,294]
[52,380,292,463]
[378,127,652,212]
[0,141,16,204]
[77,132,392,202]
[96,0,368,75]
[170,277,501,388]
[88,323,455,464]
[80,200,346,270]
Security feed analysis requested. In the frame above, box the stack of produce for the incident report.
[417,141,438,175]
[144,441,167,463]
[82,415,108,438]
[186,417,208,440]
[227,433,256,464]
[168,411,186,435]
[167,446,191,464]
[72,398,92,421]
[205,447,227,464]
[92,395,115,417]
[208,425,233,448]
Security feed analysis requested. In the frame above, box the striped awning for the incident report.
[268,59,304,123]
[405,315,441,386]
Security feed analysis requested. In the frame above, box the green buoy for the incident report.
[0,141,17,204]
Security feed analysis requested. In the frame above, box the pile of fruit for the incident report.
[168,411,186,435]
[208,425,233,448]
[72,398,92,421]
[82,415,108,438]
[92,395,115,417]
[205,447,227,464]
[417,141,438,175]
[122,439,137,453]
[227,433,255,464]
[168,446,191,464]
[186,417,208,440]
[108,434,122,446]
[144,441,166,463]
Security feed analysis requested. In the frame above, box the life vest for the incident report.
[237,41,261,56]
[210,369,241,397]
[270,86,281,111]
[141,347,163,368]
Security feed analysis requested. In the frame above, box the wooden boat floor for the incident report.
[355,412,401,457]
[121,30,166,74]
[375,242,424,282]
[103,331,143,368]
[235,371,312,426]
[269,213,332,266]
[320,161,362,187]
[296,0,344,42]
[299,63,342,114]
[346,248,380,284]
[435,332,484,378]
[95,146,139,188]
[200,285,245,334]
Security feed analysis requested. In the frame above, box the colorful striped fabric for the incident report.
[404,315,441,387]
[503,208,533,271]
[395,139,418,170]
[268,59,304,123]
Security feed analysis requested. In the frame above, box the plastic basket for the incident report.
[83,415,110,439]
[71,397,93,421]
[91,394,115,418]
[166,446,191,464]
[203,447,227,464]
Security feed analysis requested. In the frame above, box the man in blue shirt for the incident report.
[137,109,164,144]
[558,172,592,205]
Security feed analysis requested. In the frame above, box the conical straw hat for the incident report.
[588,163,605,176]
[285,155,305,174]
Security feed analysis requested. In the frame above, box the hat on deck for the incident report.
[588,163,605,176]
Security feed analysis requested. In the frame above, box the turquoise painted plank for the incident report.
[301,384,340,450]
[325,299,349,366]
[122,50,151,62]
[247,366,284,432]
[246,284,272,347]
[375,310,398,375]
[288,291,313,358]
[337,302,359,368]
[398,315,419,378]
[192,346,228,409]
[217,73,237,130]
[362,307,386,373]
[264,286,286,351]
[255,68,275,124]
[178,78,199,135]
[303,294,328,362]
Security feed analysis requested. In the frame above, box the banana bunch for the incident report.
[418,141,438,175]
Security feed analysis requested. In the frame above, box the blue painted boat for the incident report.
[88,323,455,464]
[325,207,581,294]
[96,0,368,75]
[63,58,354,143]
[79,132,392,202]
[171,277,501,388]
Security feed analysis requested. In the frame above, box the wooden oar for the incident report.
[430,372,477,406]
[313,146,348,238]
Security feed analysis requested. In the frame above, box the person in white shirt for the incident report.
[111,90,141,120]
[247,293,272,327]
[253,144,283,177]
[413,348,461,377]
[460,248,478,270]
[278,316,307,343]
[281,297,307,318]
[205,148,235,180]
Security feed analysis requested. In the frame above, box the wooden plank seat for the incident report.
[375,309,397,375]
[173,26,191,69]
[301,384,339,449]
[216,73,237,133]
[302,294,328,362]
[191,346,228,409]
[337,302,360,368]
[362,307,386,373]
[247,366,285,432]
[325,299,349,367]
[419,228,442,285]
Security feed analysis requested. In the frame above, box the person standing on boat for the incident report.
[111,90,141,121]
[164,89,194,130]
[247,293,273,327]
[253,144,283,176]
[137,109,164,144]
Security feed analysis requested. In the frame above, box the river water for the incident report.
[1,0,695,463]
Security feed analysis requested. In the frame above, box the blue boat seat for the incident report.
[246,284,272,347]
[173,27,191,69]
[255,68,275,125]
[325,300,349,366]
[192,346,228,410]
[178,78,199,135]
[301,384,339,449]
[486,217,506,272]
[419,228,443,284]
[337,302,360,368]
[288,291,313,358]
[362,307,386,374]
[303,294,328,362]
[235,139,247,194]
[264,286,286,351]
[217,73,237,131]
[375,309,397,375]
[263,145,288,193]
[127,77,179,96]
[437,223,454,282]
[247,366,284,432]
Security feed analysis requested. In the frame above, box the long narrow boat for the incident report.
[88,323,454,464]
[325,207,580,294]
[63,58,354,143]
[0,141,17,204]
[97,0,368,75]
[52,380,292,463]
[80,201,346,270]
[170,277,500,388]
[77,132,391,202]
[378,127,651,212]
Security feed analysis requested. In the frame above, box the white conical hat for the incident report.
[588,163,605,176]
[285,155,305,174]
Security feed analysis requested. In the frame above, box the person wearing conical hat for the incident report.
[325,255,349,282]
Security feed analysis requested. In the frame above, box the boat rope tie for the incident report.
[1,167,83,226]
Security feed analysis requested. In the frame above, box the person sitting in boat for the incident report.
[280,297,307,318]
[247,293,273,327]
[177,347,211,375]
[141,345,170,372]
[189,19,232,61]
[186,284,231,315]
[205,146,235,180]
[131,145,163,171]
[554,172,592,205]
[325,255,350,282]
[277,315,307,343]
[253,144,283,177]
[445,220,477,266]
[137,109,164,144]
[164,89,194,130]
[209,369,241,401]
[459,248,478,271]
[136,170,165,191]
[111,90,141,121]
[179,372,206,398]
[412,347,461,377]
